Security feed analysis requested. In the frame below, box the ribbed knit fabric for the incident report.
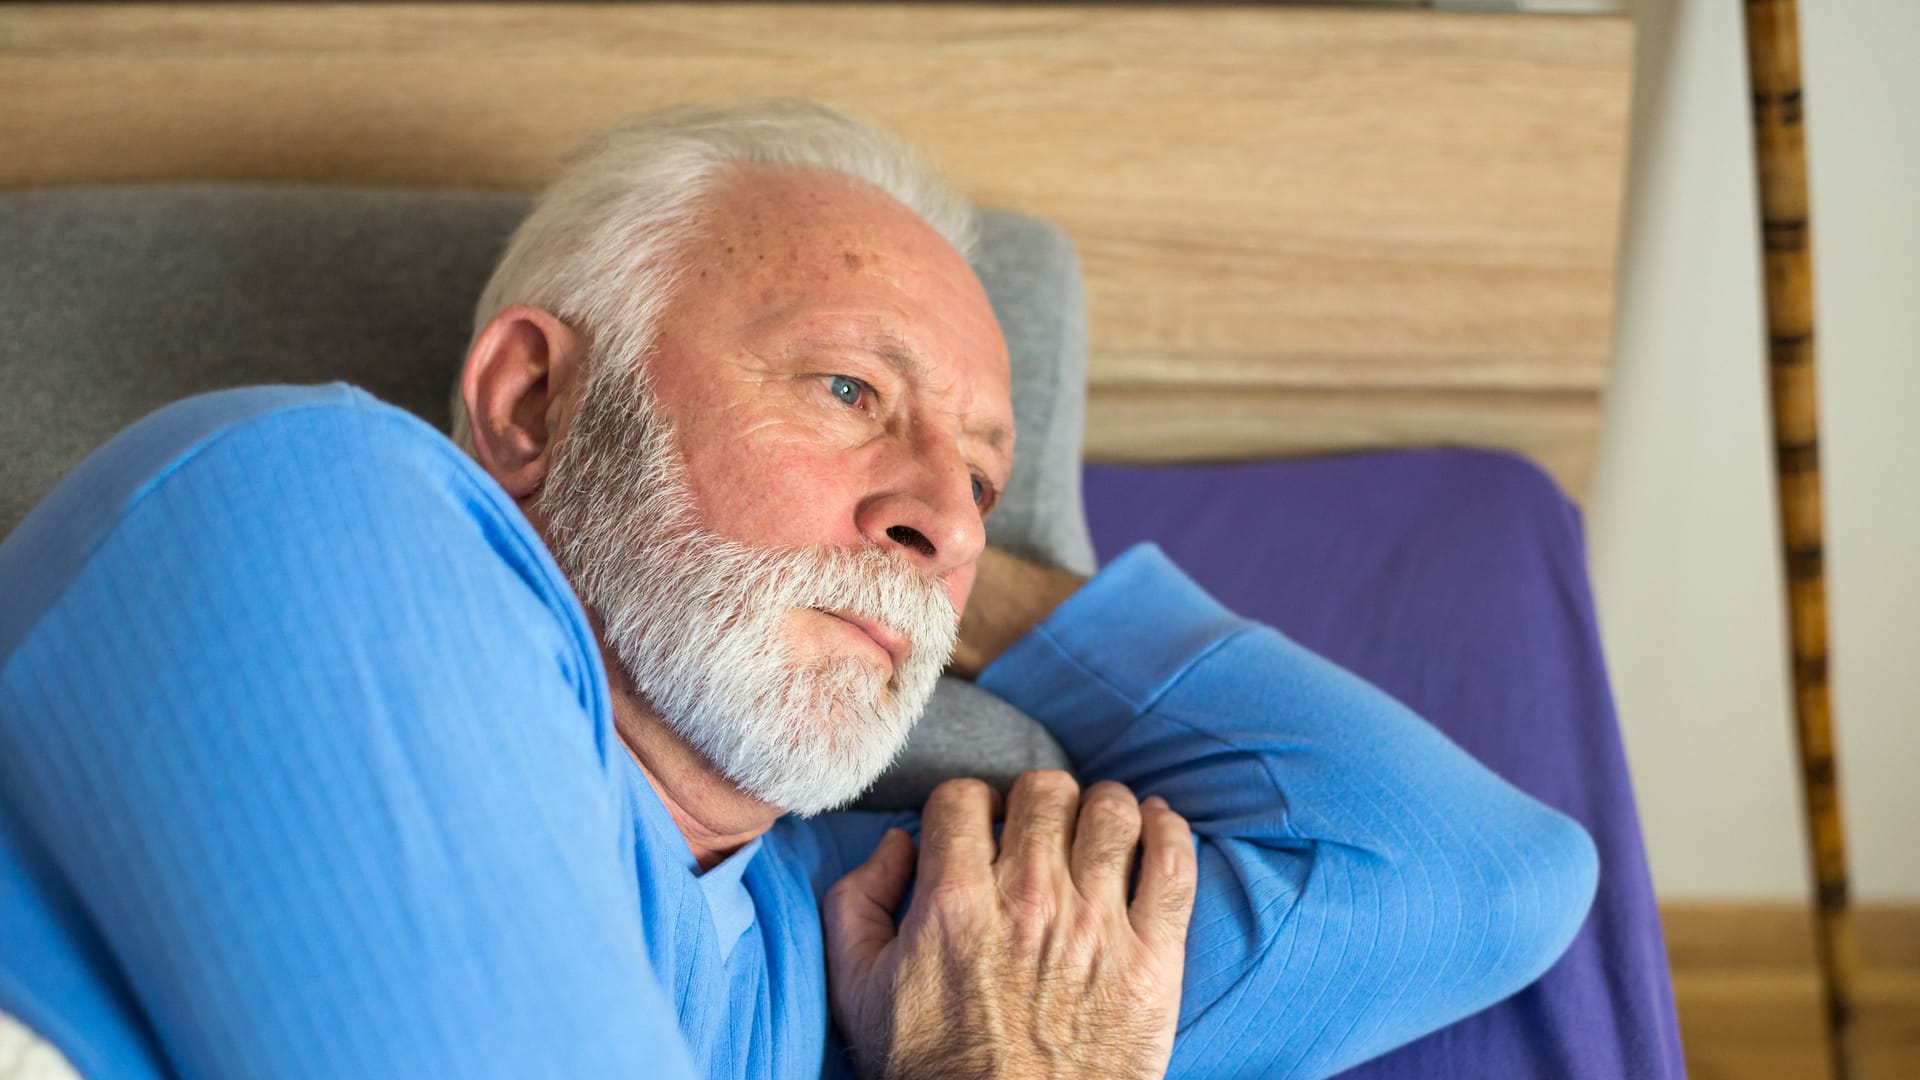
[976,548,1602,1077]
[0,385,1597,1079]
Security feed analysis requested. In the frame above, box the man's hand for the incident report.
[824,771,1198,1079]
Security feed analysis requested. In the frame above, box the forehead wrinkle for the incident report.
[779,326,930,384]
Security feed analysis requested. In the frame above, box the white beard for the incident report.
[535,365,959,817]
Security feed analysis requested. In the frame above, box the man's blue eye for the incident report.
[828,376,864,406]
[971,475,986,505]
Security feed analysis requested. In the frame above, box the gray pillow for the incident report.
[0,184,1095,808]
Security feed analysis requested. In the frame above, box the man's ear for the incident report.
[460,305,588,499]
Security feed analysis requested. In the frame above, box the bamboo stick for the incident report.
[1739,3,1859,1077]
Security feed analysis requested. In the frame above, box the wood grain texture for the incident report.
[1664,904,1919,1080]
[0,3,1631,495]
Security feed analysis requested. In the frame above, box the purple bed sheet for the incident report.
[1081,449,1685,1080]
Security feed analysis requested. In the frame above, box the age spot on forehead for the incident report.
[842,251,863,271]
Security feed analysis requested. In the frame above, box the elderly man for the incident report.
[0,102,1595,1079]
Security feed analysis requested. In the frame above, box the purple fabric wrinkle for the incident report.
[1083,448,1686,1079]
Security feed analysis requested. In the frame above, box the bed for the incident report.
[0,3,1675,1077]
[1085,456,1683,1077]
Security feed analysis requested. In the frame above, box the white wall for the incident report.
[1591,0,1920,901]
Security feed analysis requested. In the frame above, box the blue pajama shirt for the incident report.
[0,385,1597,1079]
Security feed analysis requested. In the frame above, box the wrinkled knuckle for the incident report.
[1153,839,1197,880]
[1012,844,1058,883]
[1168,835,1198,870]
[1145,796,1190,823]
[929,776,993,810]
[1001,866,1056,911]
[1018,768,1080,801]
[1176,842,1200,879]
[1083,790,1142,834]
[1086,834,1140,876]
[1024,802,1076,840]
[1153,810,1195,849]
[1158,873,1198,917]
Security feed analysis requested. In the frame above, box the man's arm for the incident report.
[954,543,1598,1078]
[0,390,698,1078]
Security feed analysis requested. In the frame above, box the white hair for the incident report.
[450,99,977,447]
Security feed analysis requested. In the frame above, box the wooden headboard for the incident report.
[0,3,1633,497]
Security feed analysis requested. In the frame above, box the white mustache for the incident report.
[593,526,957,684]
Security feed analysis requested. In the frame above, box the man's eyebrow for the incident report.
[873,336,1014,455]
[871,337,929,382]
[804,331,1014,457]
[974,419,1014,455]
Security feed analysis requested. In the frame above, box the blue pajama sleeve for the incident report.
[974,545,1600,1079]
[0,387,697,1078]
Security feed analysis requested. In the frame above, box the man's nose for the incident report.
[855,436,987,581]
